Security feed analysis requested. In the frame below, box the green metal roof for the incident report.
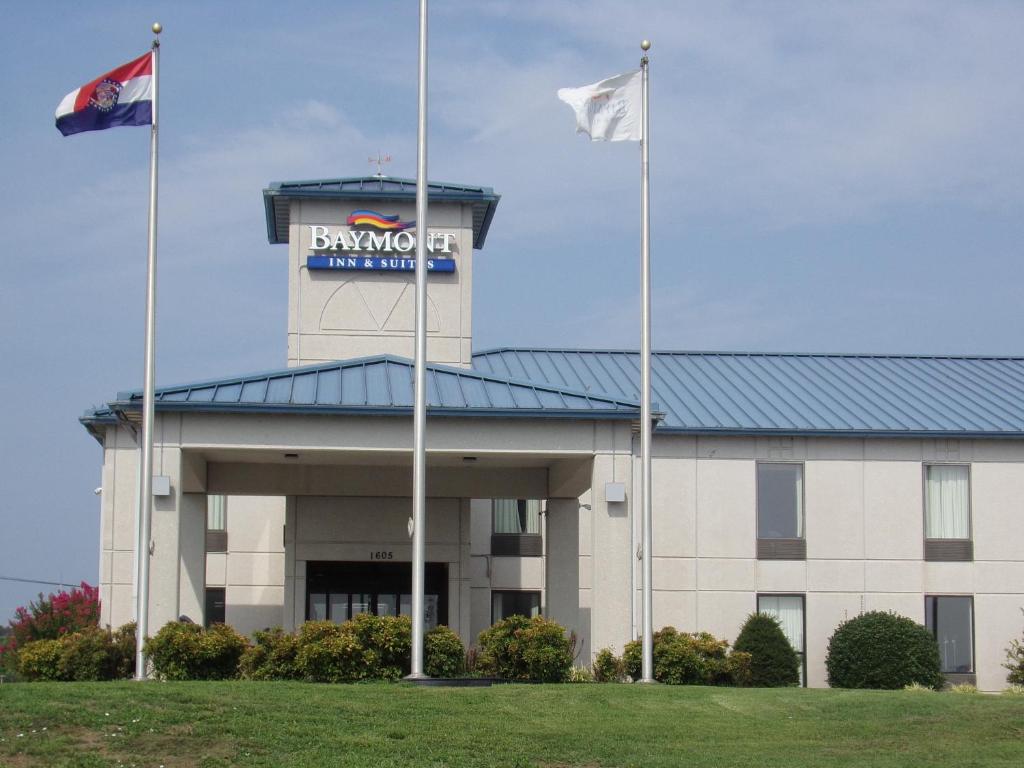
[263,176,500,248]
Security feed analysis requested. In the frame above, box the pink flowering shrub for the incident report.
[0,583,101,672]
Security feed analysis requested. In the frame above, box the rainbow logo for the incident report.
[346,209,415,231]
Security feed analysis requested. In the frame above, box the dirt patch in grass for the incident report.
[3,724,240,768]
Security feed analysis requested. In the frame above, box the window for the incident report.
[758,594,805,686]
[305,562,447,630]
[204,587,225,627]
[925,596,974,675]
[206,495,227,552]
[491,499,543,556]
[757,464,805,559]
[307,591,439,630]
[925,465,970,538]
[493,499,541,534]
[924,465,972,561]
[491,591,541,625]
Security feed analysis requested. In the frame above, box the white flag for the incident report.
[557,70,641,142]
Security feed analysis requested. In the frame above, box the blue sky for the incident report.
[2,0,1023,620]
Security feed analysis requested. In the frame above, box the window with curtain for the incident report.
[757,464,803,539]
[926,596,974,674]
[207,495,226,531]
[205,495,227,552]
[758,594,805,686]
[925,465,970,539]
[492,499,541,535]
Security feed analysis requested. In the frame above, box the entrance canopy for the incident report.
[81,353,646,499]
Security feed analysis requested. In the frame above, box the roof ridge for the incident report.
[267,177,493,194]
[473,347,1024,361]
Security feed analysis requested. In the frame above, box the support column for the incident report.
[546,498,585,661]
[148,445,183,630]
[178,492,206,624]
[283,496,298,630]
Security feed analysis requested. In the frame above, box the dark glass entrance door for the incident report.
[305,561,448,629]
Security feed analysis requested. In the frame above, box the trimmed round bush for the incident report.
[592,648,625,682]
[733,613,800,687]
[477,615,573,682]
[424,625,465,678]
[57,627,117,681]
[623,627,750,686]
[348,613,411,680]
[239,627,300,680]
[826,611,942,690]
[17,639,64,681]
[295,621,367,683]
[144,621,247,680]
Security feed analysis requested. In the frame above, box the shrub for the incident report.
[724,650,753,687]
[477,615,573,682]
[1,583,101,673]
[348,614,411,681]
[568,665,594,682]
[15,625,135,682]
[17,639,64,681]
[733,613,800,687]
[424,625,465,678]
[622,627,750,686]
[949,683,979,694]
[201,623,249,680]
[295,617,415,682]
[295,621,370,683]
[144,621,247,681]
[826,611,942,690]
[57,627,117,681]
[592,648,625,682]
[904,682,935,692]
[1003,684,1024,696]
[1004,609,1024,685]
[111,622,137,680]
[239,627,299,680]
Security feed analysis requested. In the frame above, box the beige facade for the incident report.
[96,416,1024,690]
[89,179,1024,691]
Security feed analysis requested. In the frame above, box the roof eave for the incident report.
[107,401,641,421]
[654,426,1024,439]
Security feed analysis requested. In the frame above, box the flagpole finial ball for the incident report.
[152,22,162,35]
[640,39,651,51]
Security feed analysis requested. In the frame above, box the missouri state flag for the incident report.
[55,52,153,137]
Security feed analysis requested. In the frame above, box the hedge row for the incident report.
[150,615,468,682]
[15,608,975,689]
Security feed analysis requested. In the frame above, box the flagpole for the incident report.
[407,0,429,680]
[639,39,655,684]
[134,21,162,681]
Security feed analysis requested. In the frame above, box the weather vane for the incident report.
[369,152,392,178]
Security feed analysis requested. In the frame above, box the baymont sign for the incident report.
[306,210,457,273]
[308,226,457,255]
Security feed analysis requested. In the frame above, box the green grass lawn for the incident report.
[1,682,1022,768]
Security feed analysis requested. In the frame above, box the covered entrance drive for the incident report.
[84,355,641,663]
